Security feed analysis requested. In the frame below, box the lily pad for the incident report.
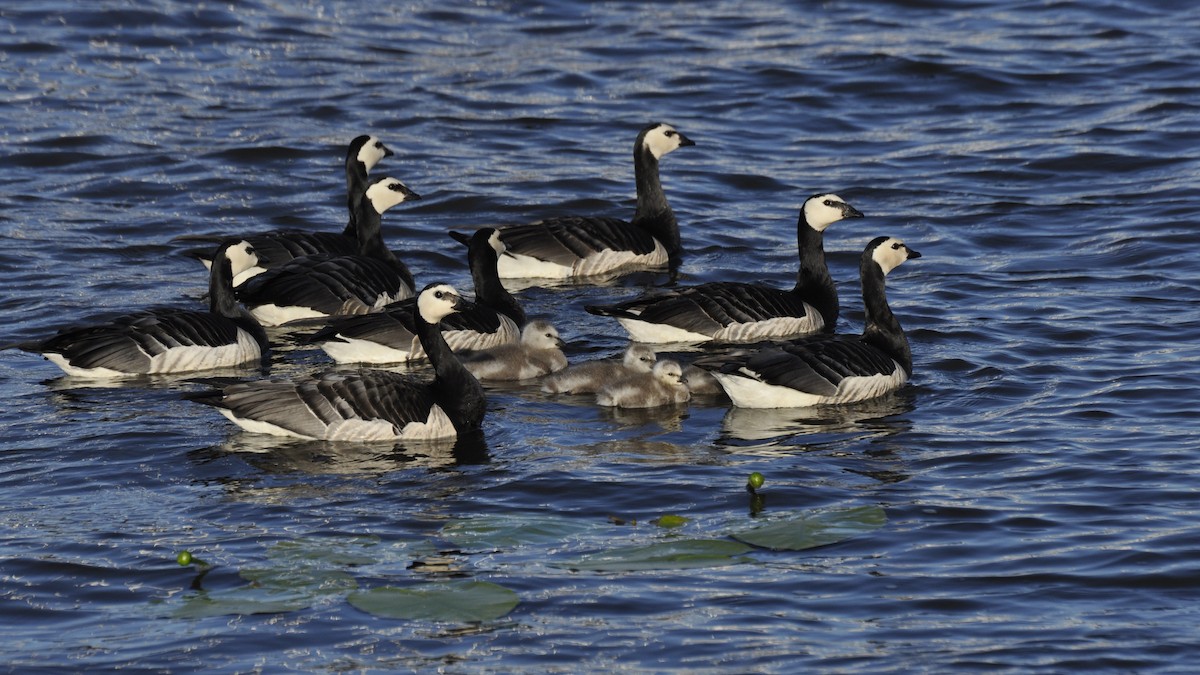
[730,505,886,551]
[440,513,597,549]
[174,586,313,618]
[347,581,519,622]
[561,539,754,572]
[265,535,382,566]
[239,566,358,594]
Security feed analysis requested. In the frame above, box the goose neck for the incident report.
[860,259,912,374]
[631,145,679,257]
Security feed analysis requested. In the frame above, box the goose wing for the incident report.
[714,337,901,396]
[237,255,409,315]
[589,282,812,335]
[25,308,241,372]
[500,216,660,264]
[191,370,437,439]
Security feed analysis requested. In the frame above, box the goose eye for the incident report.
[664,130,676,137]
[892,242,903,250]
[435,290,444,299]
[824,199,835,207]
[374,141,384,149]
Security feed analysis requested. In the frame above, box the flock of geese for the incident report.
[7,123,922,443]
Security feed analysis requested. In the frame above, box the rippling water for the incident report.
[3,1,1200,671]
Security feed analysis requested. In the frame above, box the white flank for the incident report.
[319,336,417,364]
[496,241,668,280]
[617,317,711,344]
[395,405,458,441]
[710,311,824,343]
[713,362,909,409]
[218,409,312,439]
[573,242,668,278]
[497,252,574,280]
[232,266,268,288]
[148,329,261,373]
[250,304,328,327]
[43,354,130,379]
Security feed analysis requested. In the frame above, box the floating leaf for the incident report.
[240,567,358,595]
[440,513,596,549]
[174,587,312,618]
[730,505,886,551]
[653,514,689,529]
[347,581,519,622]
[265,535,382,566]
[561,539,754,572]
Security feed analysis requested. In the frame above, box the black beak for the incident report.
[845,205,865,219]
[677,132,696,147]
[907,247,922,260]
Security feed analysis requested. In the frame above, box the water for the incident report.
[3,0,1200,671]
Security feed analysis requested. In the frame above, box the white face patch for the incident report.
[872,237,910,275]
[358,135,389,171]
[643,124,683,160]
[803,193,850,232]
[417,284,461,324]
[487,229,506,255]
[365,178,414,213]
[224,240,260,277]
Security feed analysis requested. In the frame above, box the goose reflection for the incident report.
[718,390,916,447]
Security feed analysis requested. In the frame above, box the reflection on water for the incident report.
[717,391,916,447]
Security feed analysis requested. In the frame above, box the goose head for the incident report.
[869,236,922,275]
[521,320,566,350]
[350,134,393,172]
[217,239,266,278]
[640,122,695,160]
[803,193,865,232]
[653,359,687,388]
[364,177,422,215]
[622,344,658,373]
[417,283,472,324]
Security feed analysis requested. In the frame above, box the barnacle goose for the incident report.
[596,359,690,408]
[460,320,567,381]
[188,283,486,441]
[586,194,863,343]
[309,228,525,363]
[8,240,269,378]
[236,177,420,326]
[184,135,393,283]
[693,236,921,408]
[540,343,657,394]
[480,122,694,280]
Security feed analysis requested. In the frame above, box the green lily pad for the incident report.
[347,581,519,622]
[730,505,886,551]
[561,539,754,572]
[174,586,312,618]
[239,566,359,594]
[440,513,597,549]
[265,535,382,566]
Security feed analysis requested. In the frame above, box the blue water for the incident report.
[3,1,1200,671]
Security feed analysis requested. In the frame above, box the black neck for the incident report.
[343,154,368,237]
[630,143,680,261]
[210,249,269,349]
[415,307,487,431]
[470,247,526,326]
[859,258,911,375]
[791,216,838,331]
[354,196,414,289]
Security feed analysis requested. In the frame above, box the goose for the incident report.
[308,228,525,363]
[693,236,921,408]
[236,177,420,326]
[477,122,694,280]
[7,240,269,378]
[585,194,863,343]
[541,343,657,394]
[596,359,690,408]
[184,135,393,284]
[188,283,486,441]
[460,320,567,381]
